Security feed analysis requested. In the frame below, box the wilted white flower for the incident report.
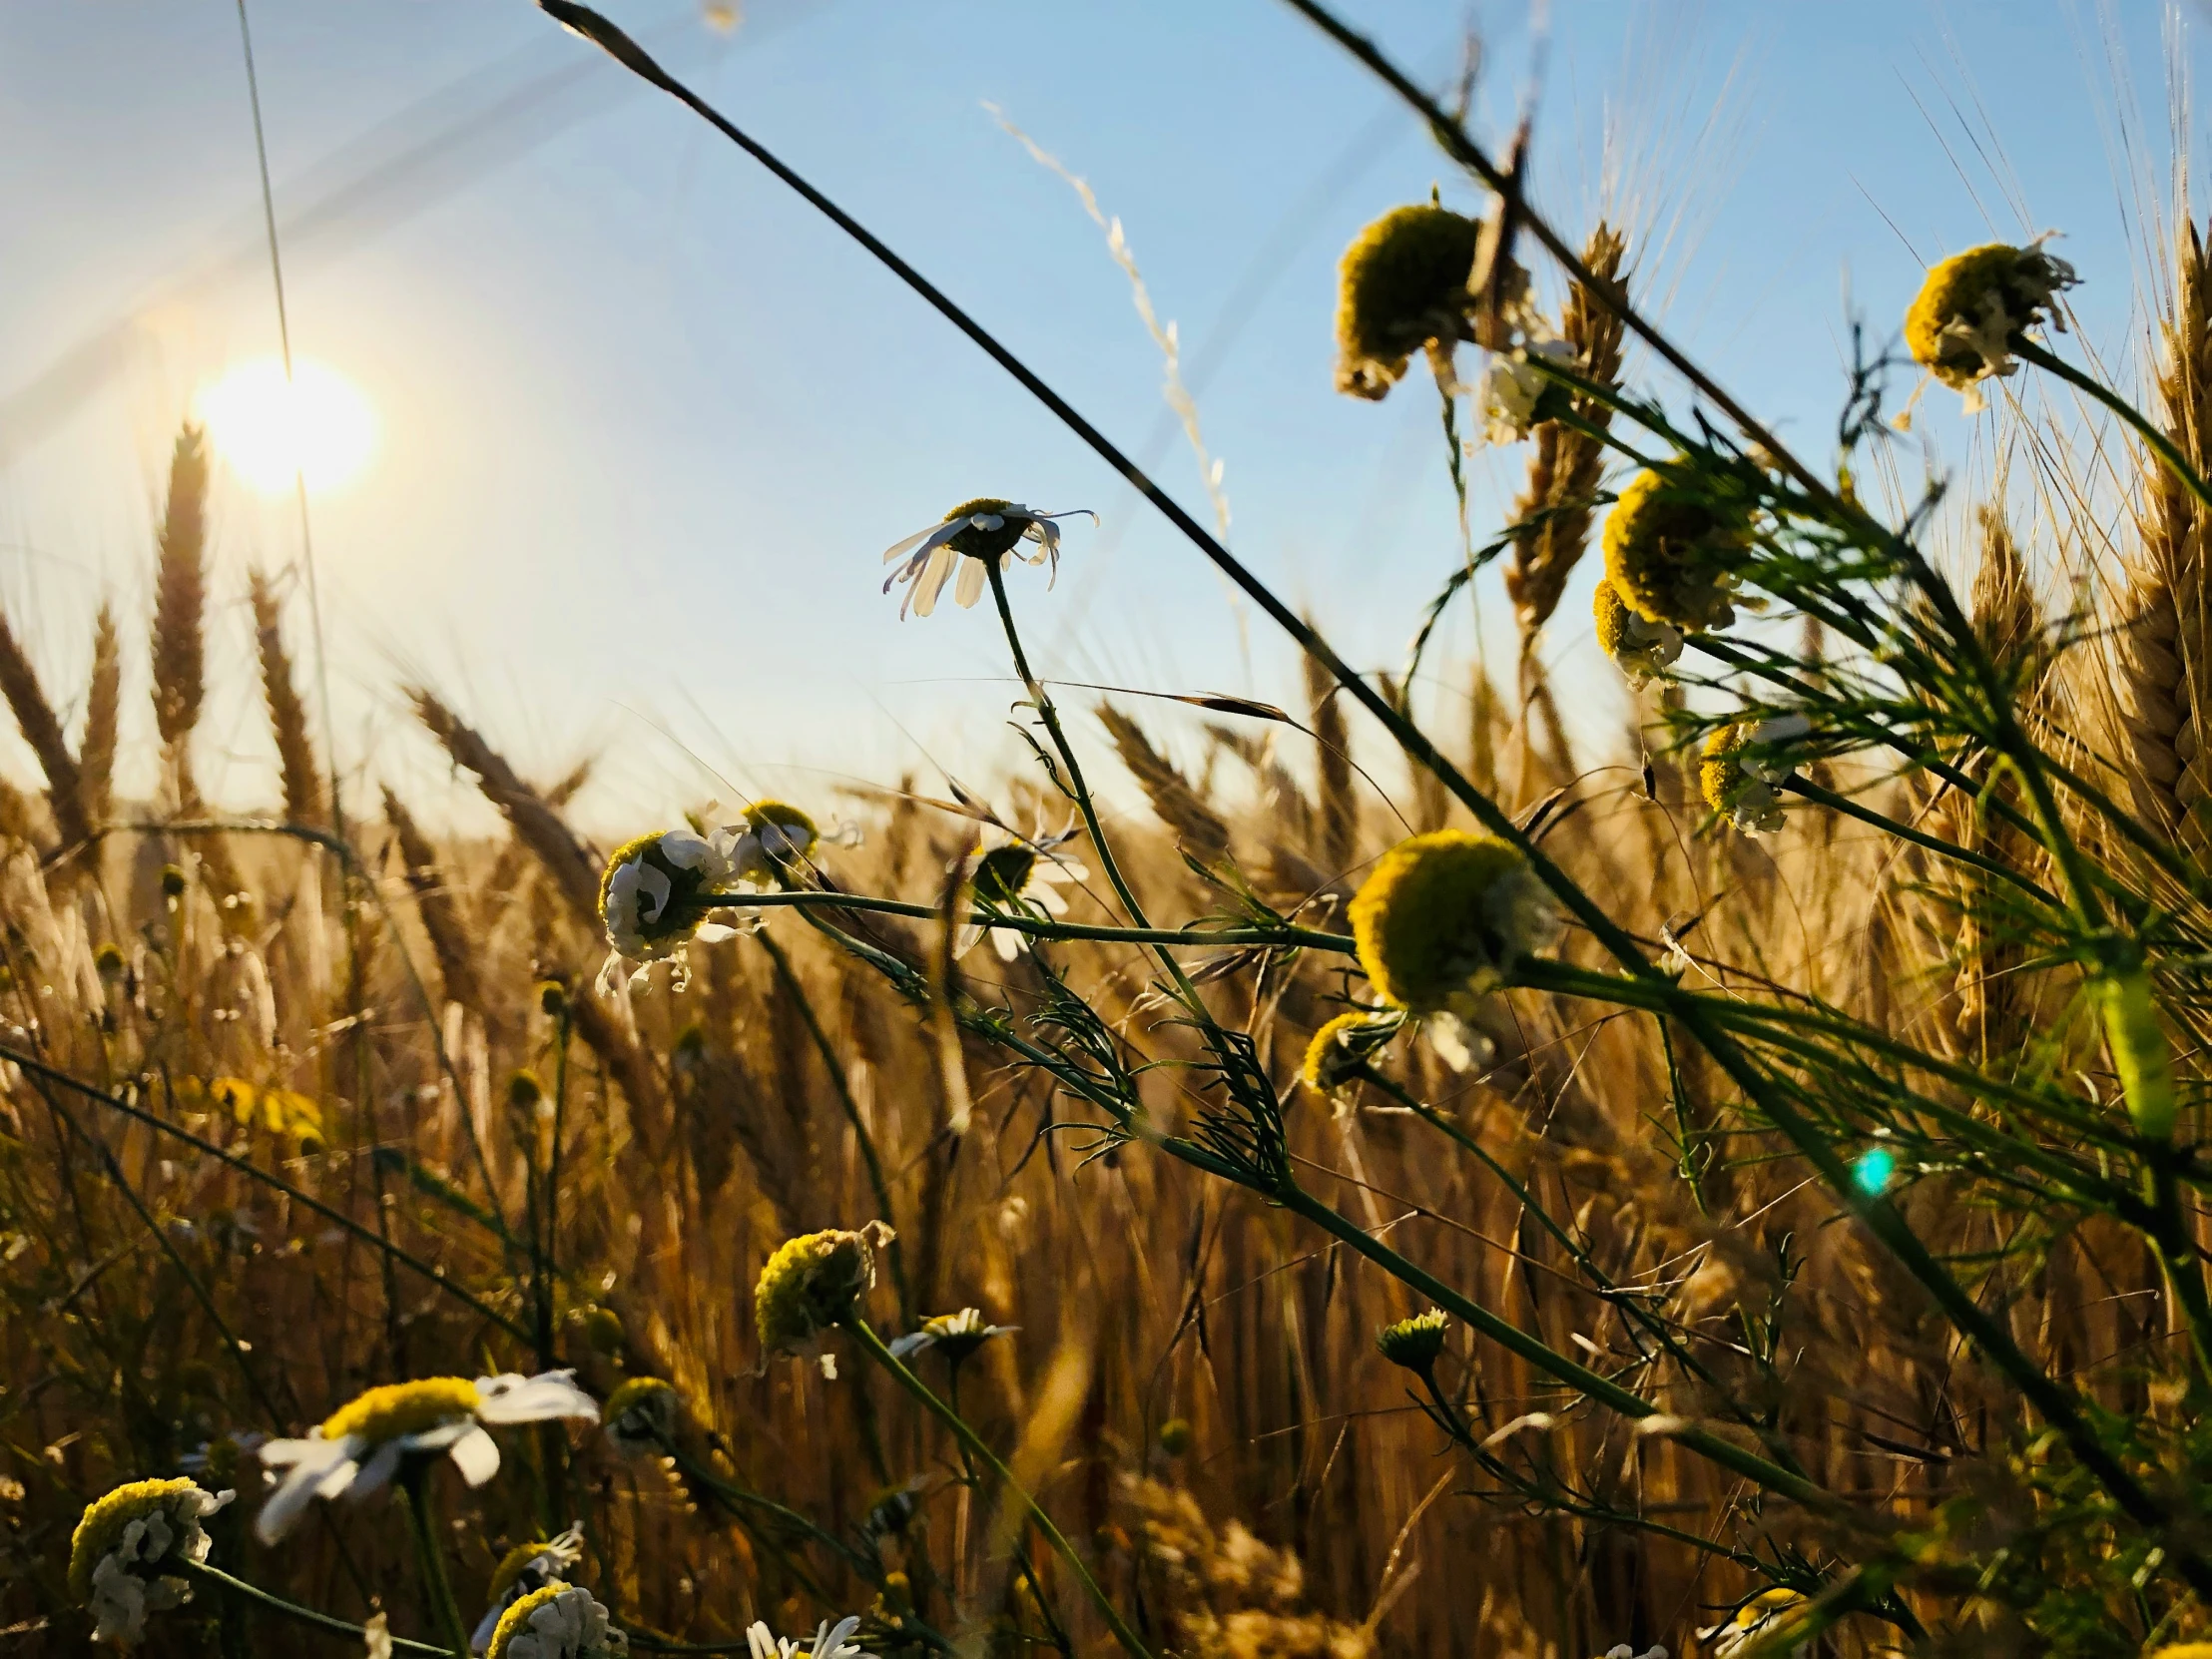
[70,1479,234,1646]
[257,1373,599,1544]
[746,1615,874,1659]
[487,1583,627,1659]
[1470,335,1574,445]
[955,824,1087,960]
[880,498,1095,619]
[472,1525,587,1654]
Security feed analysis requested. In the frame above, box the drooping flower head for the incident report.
[746,1615,875,1659]
[888,1308,1017,1365]
[956,825,1086,960]
[70,1478,234,1646]
[1349,832,1556,1016]
[1905,241,2077,412]
[1593,578,1683,684]
[598,830,741,968]
[1376,1310,1449,1373]
[731,801,821,889]
[756,1224,894,1379]
[1300,1011,1401,1098]
[602,1378,681,1458]
[256,1372,599,1545]
[880,499,1095,619]
[1602,467,1751,634]
[1334,205,1482,400]
[473,1526,587,1655]
[487,1582,628,1659]
[1699,718,1806,835]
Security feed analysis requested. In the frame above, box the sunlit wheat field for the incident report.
[9,4,2212,1658]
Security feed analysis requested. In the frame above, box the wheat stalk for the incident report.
[250,569,326,827]
[1504,223,1628,639]
[410,688,601,927]
[2124,219,2212,847]
[382,785,481,1011]
[0,607,90,859]
[1304,646,1357,876]
[149,425,209,766]
[78,604,119,830]
[1097,704,1230,865]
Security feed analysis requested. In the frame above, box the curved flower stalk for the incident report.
[70,1478,233,1645]
[881,499,1094,619]
[256,1372,599,1544]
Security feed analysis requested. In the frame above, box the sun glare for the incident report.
[198,357,376,495]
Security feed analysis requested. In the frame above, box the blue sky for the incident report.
[0,1,2195,832]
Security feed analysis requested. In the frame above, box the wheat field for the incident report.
[13,5,2212,1659]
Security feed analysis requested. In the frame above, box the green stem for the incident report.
[180,1561,451,1656]
[2147,1151,2212,1382]
[758,929,913,1325]
[399,1466,473,1658]
[2017,338,2212,516]
[705,887,1352,953]
[844,1316,1153,1659]
[1780,775,2059,909]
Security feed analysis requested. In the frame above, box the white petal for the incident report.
[954,555,987,609]
[911,547,955,618]
[474,1370,601,1424]
[447,1424,502,1487]
[659,829,714,870]
[883,518,964,566]
[348,1440,403,1501]
[695,922,740,944]
[992,927,1022,961]
[255,1449,349,1544]
[969,512,1004,531]
[630,862,674,925]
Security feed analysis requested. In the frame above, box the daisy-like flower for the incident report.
[597,829,743,990]
[1592,578,1683,684]
[728,800,822,890]
[1349,831,1557,1037]
[756,1223,895,1380]
[887,1308,1018,1365]
[70,1478,234,1646]
[255,1372,599,1545]
[1470,334,1575,445]
[1699,1587,1809,1659]
[955,825,1087,961]
[1904,239,2077,415]
[1375,1310,1449,1373]
[1299,1011,1401,1103]
[472,1525,587,1655]
[1334,204,1484,400]
[880,499,1096,620]
[1699,718,1807,835]
[746,1615,875,1659]
[1602,467,1752,634]
[487,1582,628,1659]
[601,1378,681,1458]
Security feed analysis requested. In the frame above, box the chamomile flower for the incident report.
[255,1372,599,1545]
[1470,335,1574,445]
[597,829,743,988]
[70,1478,234,1645]
[1300,1011,1401,1102]
[1699,1588,1808,1658]
[887,1308,1017,1364]
[1905,239,2077,414]
[745,1615,875,1659]
[729,800,821,889]
[602,1378,680,1458]
[956,825,1087,960]
[1375,1310,1449,1373]
[756,1224,895,1380]
[487,1582,628,1659]
[1592,578,1683,684]
[1602,467,1751,634]
[1699,719,1806,835]
[1349,832,1556,1020]
[472,1526,587,1655]
[880,499,1096,620]
[1334,204,1483,400]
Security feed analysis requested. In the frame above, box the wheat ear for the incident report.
[1096,704,1229,864]
[249,570,326,826]
[0,608,89,857]
[78,604,119,830]
[150,425,210,766]
[382,786,480,1010]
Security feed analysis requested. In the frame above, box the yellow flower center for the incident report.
[1348,831,1546,1014]
[319,1377,479,1444]
[1334,204,1481,400]
[488,1581,573,1659]
[1601,467,1750,633]
[756,1228,879,1355]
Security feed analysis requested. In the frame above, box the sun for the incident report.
[197,357,376,495]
